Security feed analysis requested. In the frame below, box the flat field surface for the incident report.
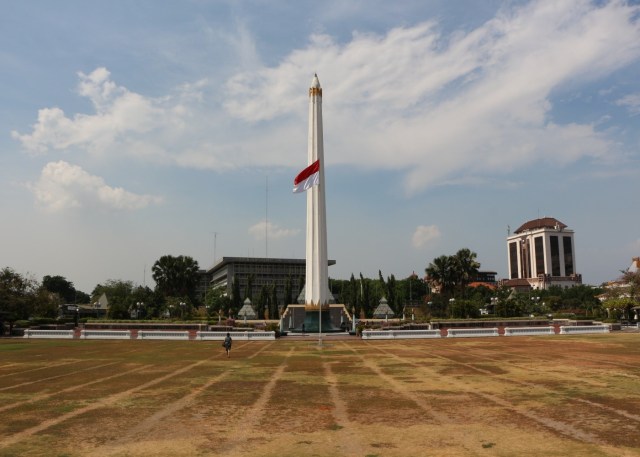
[0,334,639,457]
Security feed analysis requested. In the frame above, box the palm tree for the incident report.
[453,248,480,292]
[152,255,200,300]
[425,255,455,295]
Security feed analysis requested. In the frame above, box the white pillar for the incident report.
[305,74,329,306]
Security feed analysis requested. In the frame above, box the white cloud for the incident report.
[412,225,441,249]
[248,220,300,240]
[224,1,640,192]
[616,93,640,114]
[28,161,162,212]
[12,68,165,156]
[12,1,640,195]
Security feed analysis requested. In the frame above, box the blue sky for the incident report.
[2,0,639,294]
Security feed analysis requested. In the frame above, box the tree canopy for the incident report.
[151,255,200,301]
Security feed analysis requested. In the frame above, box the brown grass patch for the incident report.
[1,335,640,456]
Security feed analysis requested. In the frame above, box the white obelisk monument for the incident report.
[305,74,329,307]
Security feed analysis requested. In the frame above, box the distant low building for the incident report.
[502,217,582,290]
[207,257,336,306]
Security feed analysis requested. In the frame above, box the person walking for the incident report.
[223,332,232,358]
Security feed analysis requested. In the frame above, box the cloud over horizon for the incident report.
[28,161,163,212]
[12,1,640,198]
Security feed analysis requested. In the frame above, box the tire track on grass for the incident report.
[0,359,87,379]
[340,342,450,424]
[0,361,122,391]
[217,346,295,455]
[0,352,224,450]
[434,346,640,424]
[370,342,602,445]
[322,360,366,456]
[464,343,640,378]
[97,343,262,453]
[0,364,148,413]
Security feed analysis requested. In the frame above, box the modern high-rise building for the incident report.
[504,217,582,290]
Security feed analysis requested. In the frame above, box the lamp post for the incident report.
[352,306,356,333]
[179,302,186,319]
[530,296,540,316]
[136,302,144,320]
[93,302,100,318]
[74,306,80,328]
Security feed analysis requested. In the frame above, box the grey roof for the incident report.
[237,301,257,318]
[373,298,395,318]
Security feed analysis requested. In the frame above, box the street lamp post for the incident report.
[352,306,356,333]
[179,302,186,319]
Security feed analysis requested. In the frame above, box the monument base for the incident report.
[283,304,350,333]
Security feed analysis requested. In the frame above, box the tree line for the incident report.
[3,248,637,329]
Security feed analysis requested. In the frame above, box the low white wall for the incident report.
[196,331,276,341]
[446,328,499,338]
[138,331,190,340]
[23,329,75,339]
[361,330,441,340]
[81,330,132,340]
[504,326,555,336]
[559,325,610,335]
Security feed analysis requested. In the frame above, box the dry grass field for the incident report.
[0,333,639,457]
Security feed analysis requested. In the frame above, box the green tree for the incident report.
[231,274,241,312]
[284,275,293,306]
[426,255,456,296]
[92,280,135,319]
[386,274,397,313]
[42,275,77,303]
[245,274,255,301]
[270,284,279,319]
[204,286,231,316]
[0,268,39,333]
[151,255,200,301]
[453,248,480,292]
[359,273,372,318]
[257,285,269,318]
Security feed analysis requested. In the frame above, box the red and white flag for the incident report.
[292,160,320,193]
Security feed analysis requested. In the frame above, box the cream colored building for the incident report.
[505,217,582,290]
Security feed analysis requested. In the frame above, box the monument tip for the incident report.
[311,73,321,89]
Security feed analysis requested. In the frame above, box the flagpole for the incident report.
[319,302,322,346]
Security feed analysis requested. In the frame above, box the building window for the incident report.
[534,236,544,276]
[509,242,518,279]
[563,236,573,276]
[550,236,561,277]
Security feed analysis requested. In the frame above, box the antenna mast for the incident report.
[265,176,269,258]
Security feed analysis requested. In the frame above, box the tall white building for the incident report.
[505,217,582,290]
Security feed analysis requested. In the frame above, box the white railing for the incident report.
[196,331,276,341]
[559,325,610,335]
[361,330,441,340]
[81,330,132,340]
[138,331,190,340]
[23,329,75,339]
[504,326,555,336]
[447,328,499,338]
